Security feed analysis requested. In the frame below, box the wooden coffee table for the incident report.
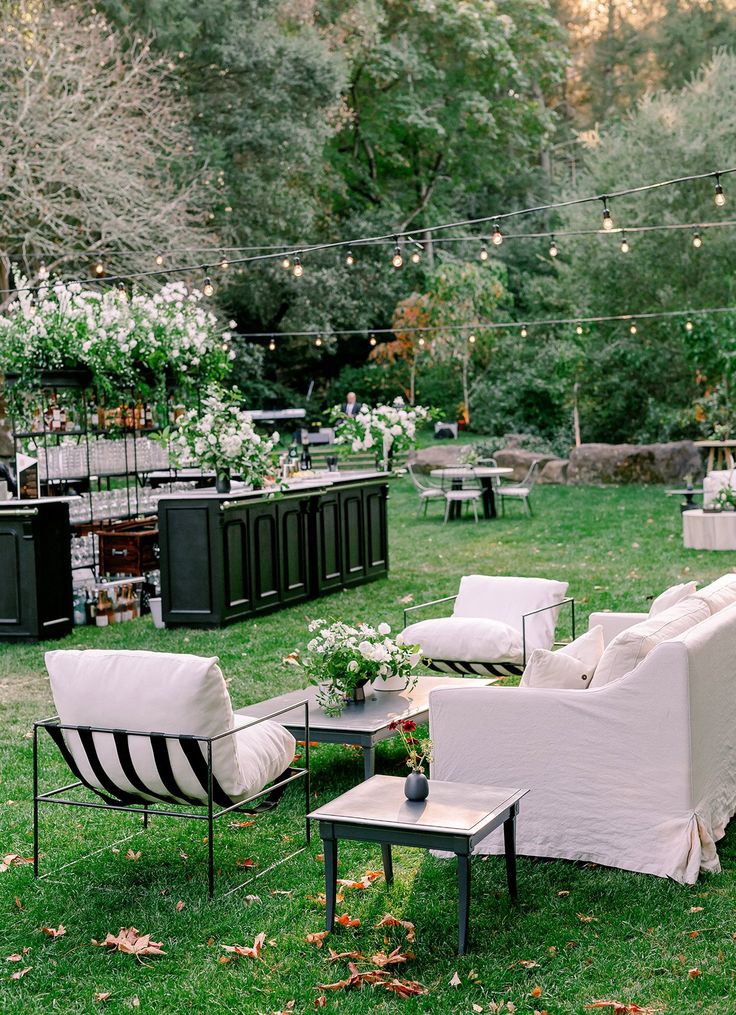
[309,775,528,955]
[237,676,493,781]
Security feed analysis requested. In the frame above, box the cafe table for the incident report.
[430,466,514,519]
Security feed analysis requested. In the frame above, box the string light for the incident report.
[576,324,583,335]
[203,276,215,297]
[629,321,637,335]
[620,232,630,254]
[268,337,276,351]
[549,237,558,258]
[685,319,694,332]
[292,256,303,278]
[601,199,614,231]
[281,254,291,270]
[315,335,322,347]
[520,325,528,338]
[93,259,105,276]
[392,240,403,268]
[345,250,355,266]
[468,333,476,344]
[491,223,503,247]
[418,337,425,347]
[369,334,377,346]
[715,173,726,207]
[38,262,48,280]
[410,247,422,265]
[219,254,229,271]
[155,253,164,266]
[479,244,489,262]
[693,232,703,248]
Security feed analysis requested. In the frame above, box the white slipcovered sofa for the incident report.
[429,575,736,883]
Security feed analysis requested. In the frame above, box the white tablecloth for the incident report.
[683,510,736,551]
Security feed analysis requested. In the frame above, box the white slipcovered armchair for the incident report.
[703,469,736,506]
[399,575,573,677]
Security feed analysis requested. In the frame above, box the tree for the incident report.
[0,1,212,303]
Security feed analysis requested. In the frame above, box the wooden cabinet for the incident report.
[0,501,73,641]
[159,478,389,627]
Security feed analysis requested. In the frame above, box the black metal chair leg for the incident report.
[33,725,39,879]
[457,853,471,955]
[324,835,337,931]
[381,842,393,886]
[503,809,518,901]
[207,743,215,899]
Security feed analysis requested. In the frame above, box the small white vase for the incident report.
[373,673,408,693]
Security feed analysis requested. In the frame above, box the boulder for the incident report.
[0,424,12,459]
[567,441,703,485]
[540,458,569,484]
[494,448,557,482]
[408,444,469,475]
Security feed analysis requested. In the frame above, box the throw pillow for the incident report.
[399,615,523,663]
[692,573,736,615]
[520,625,604,690]
[649,581,697,616]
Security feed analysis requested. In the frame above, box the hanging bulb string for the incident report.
[3,167,736,295]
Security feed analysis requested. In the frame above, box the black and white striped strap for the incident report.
[424,658,524,677]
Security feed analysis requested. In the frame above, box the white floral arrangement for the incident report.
[0,275,234,401]
[294,619,422,716]
[330,397,432,467]
[164,384,279,489]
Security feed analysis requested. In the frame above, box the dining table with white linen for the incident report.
[430,466,514,519]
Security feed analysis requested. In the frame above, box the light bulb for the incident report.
[602,204,614,231]
[479,244,489,262]
[220,256,229,270]
[155,253,164,266]
[520,325,528,338]
[221,342,229,352]
[715,175,726,207]
[418,337,425,347]
[392,245,403,268]
[491,224,503,246]
[94,259,104,276]
[203,276,215,297]
[468,333,476,344]
[693,232,702,248]
[620,234,630,254]
[685,319,693,332]
[281,255,291,270]
[268,339,276,351]
[315,336,322,347]
[293,257,303,277]
[549,238,558,258]
[576,324,583,335]
[629,322,637,335]
[38,261,48,280]
[410,249,422,264]
[117,281,126,294]
[345,250,355,266]
[369,334,377,347]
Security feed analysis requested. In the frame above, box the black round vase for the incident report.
[351,679,368,704]
[216,470,231,494]
[404,771,429,802]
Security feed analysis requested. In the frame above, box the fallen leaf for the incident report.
[399,594,414,604]
[229,821,256,829]
[175,901,185,913]
[0,854,33,873]
[306,931,330,948]
[585,1003,659,1014]
[558,890,570,897]
[326,947,367,962]
[449,971,461,987]
[179,852,189,860]
[10,966,31,979]
[125,850,141,862]
[273,1003,295,1014]
[337,871,383,890]
[374,913,416,942]
[14,898,23,910]
[382,978,428,997]
[94,992,111,1002]
[315,854,324,862]
[335,913,360,927]
[314,997,327,1009]
[221,932,266,960]
[41,925,65,939]
[519,959,540,968]
[282,652,300,665]
[271,890,293,897]
[236,857,257,869]
[371,947,409,968]
[132,997,140,1008]
[307,892,343,906]
[531,986,543,998]
[473,1005,484,1013]
[245,894,261,905]
[577,912,598,923]
[689,906,704,913]
[91,927,166,958]
[6,954,24,962]
[688,968,701,979]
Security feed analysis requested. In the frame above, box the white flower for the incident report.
[347,660,359,672]
[378,622,391,636]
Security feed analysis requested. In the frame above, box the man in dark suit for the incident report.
[342,391,362,416]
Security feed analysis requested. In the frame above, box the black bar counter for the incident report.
[158,472,389,627]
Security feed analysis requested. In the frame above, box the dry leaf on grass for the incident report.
[334,913,360,927]
[337,870,383,890]
[91,927,165,958]
[314,997,327,1009]
[0,854,33,873]
[41,925,65,939]
[585,1002,659,1014]
[220,932,266,961]
[399,594,414,604]
[282,652,300,665]
[306,931,330,948]
[374,913,416,942]
[236,857,257,869]
[125,850,141,862]
[9,966,31,979]
[449,971,461,987]
[518,959,540,968]
[370,947,410,968]
[175,901,185,913]
[531,986,543,997]
[229,820,256,829]
[327,947,367,962]
[689,906,704,913]
[688,968,701,979]
[273,1003,295,1014]
[382,978,427,997]
[14,898,23,910]
[94,992,111,1002]
[577,913,598,923]
[307,892,344,906]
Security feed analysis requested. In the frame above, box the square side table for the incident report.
[309,775,528,955]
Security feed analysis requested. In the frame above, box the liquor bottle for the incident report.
[58,402,67,432]
[299,438,312,471]
[129,584,139,620]
[135,395,145,430]
[85,586,96,625]
[95,591,109,627]
[145,402,153,428]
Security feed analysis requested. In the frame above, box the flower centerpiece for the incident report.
[330,397,433,471]
[388,718,433,801]
[163,384,279,493]
[295,620,422,717]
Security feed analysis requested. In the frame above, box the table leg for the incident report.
[363,745,376,780]
[503,808,518,901]
[457,853,471,955]
[323,835,338,931]
[451,478,462,520]
[381,842,393,886]
[480,478,496,519]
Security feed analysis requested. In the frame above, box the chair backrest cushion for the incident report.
[453,575,569,652]
[45,649,245,805]
[590,596,710,689]
[692,573,736,615]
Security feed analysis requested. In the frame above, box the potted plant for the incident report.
[330,398,433,471]
[388,718,433,801]
[162,384,279,493]
[295,620,422,717]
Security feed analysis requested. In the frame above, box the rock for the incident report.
[540,458,569,484]
[0,424,12,459]
[408,444,469,474]
[494,448,557,482]
[567,441,703,485]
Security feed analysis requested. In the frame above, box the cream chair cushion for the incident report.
[693,573,736,615]
[400,616,523,664]
[649,581,697,616]
[452,575,569,652]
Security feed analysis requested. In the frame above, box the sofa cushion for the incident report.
[45,649,295,804]
[521,625,605,690]
[649,581,697,616]
[692,573,736,615]
[591,597,710,688]
[452,575,569,653]
[400,616,523,663]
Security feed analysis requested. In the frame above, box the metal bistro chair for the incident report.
[34,649,310,898]
[408,462,446,516]
[499,460,540,517]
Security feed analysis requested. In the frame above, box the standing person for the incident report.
[342,391,362,415]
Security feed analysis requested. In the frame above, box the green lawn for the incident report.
[2,481,735,1014]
